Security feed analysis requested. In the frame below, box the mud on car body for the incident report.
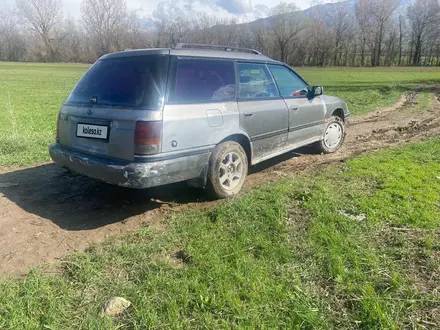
[49,44,350,199]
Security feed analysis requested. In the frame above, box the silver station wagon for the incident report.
[49,44,350,199]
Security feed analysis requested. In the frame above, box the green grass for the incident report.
[410,90,433,113]
[0,62,87,167]
[1,62,440,167]
[296,66,440,116]
[1,139,439,329]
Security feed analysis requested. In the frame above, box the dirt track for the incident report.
[1,86,440,277]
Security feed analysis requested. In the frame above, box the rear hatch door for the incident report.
[58,53,169,161]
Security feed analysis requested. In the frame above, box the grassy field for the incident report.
[1,139,439,329]
[0,62,440,167]
[1,62,439,328]
[0,62,88,167]
[301,66,440,116]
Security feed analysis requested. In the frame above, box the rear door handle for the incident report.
[290,106,298,111]
[244,113,253,117]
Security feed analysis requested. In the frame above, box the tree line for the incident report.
[1,0,440,66]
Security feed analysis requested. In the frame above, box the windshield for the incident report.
[66,55,169,110]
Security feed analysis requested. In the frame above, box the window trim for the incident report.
[236,61,282,102]
[268,64,310,100]
[165,56,238,105]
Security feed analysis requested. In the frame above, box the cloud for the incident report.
[252,4,270,19]
[3,0,311,22]
[152,0,242,21]
[151,0,270,22]
[216,0,252,14]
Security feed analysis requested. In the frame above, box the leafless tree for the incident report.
[250,24,269,54]
[166,19,192,46]
[268,2,306,62]
[355,0,400,66]
[153,18,168,47]
[214,18,240,46]
[330,1,351,65]
[369,0,400,66]
[383,27,399,65]
[407,0,440,64]
[125,12,151,49]
[187,13,221,45]
[0,6,26,60]
[309,20,334,66]
[1,0,440,66]
[15,0,63,61]
[81,0,127,57]
[355,0,371,66]
[59,18,83,62]
[305,3,334,66]
[397,14,406,65]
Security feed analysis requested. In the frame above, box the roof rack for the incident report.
[174,43,263,55]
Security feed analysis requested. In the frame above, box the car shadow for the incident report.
[0,146,315,231]
[0,163,207,231]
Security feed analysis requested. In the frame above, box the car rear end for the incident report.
[49,50,181,188]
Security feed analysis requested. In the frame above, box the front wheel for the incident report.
[205,141,248,199]
[315,116,345,154]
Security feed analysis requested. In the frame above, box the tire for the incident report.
[205,141,248,199]
[315,116,345,154]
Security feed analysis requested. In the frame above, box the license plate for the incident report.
[76,123,108,140]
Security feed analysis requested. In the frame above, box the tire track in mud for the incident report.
[246,86,440,187]
[1,86,440,277]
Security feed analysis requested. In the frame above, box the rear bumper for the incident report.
[49,144,210,189]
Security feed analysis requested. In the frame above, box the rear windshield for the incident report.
[66,55,169,110]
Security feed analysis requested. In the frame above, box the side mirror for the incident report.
[308,86,323,98]
[314,86,323,96]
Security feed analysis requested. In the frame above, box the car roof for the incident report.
[100,47,280,63]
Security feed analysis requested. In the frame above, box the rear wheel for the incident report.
[315,116,345,154]
[206,141,248,199]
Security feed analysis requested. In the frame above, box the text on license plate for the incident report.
[77,123,108,140]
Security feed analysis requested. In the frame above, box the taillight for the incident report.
[134,121,162,155]
[56,113,60,142]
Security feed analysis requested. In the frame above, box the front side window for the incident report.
[238,63,279,99]
[66,55,169,109]
[169,59,235,103]
[268,65,308,98]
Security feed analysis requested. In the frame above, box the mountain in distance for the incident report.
[209,0,415,31]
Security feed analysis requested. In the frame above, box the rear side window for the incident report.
[238,63,279,99]
[169,59,235,103]
[66,55,169,110]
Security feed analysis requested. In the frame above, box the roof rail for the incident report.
[174,43,263,55]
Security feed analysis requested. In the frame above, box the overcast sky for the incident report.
[2,0,326,22]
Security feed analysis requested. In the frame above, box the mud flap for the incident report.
[187,163,209,188]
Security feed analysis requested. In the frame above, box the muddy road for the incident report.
[1,87,440,277]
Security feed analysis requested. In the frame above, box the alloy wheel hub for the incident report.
[219,152,243,190]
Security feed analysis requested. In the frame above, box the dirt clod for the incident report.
[100,297,131,318]
[172,250,192,264]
